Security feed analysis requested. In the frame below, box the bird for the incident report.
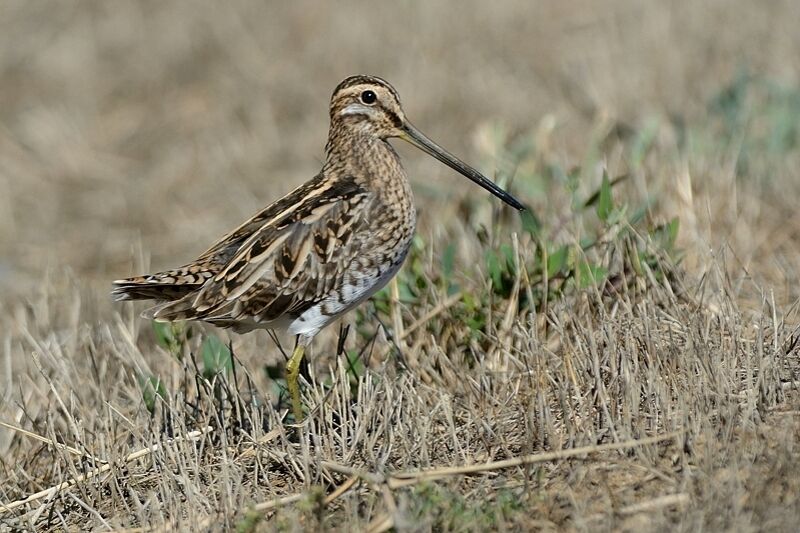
[112,75,524,421]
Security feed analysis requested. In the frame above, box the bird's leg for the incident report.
[286,343,306,421]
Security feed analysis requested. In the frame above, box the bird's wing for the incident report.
[194,173,338,266]
[113,173,359,301]
[150,175,372,325]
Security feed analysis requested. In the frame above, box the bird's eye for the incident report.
[360,90,377,105]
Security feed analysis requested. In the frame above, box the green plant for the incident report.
[153,320,191,358]
[201,334,232,379]
[138,374,167,414]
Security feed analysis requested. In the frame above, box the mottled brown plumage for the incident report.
[113,75,523,420]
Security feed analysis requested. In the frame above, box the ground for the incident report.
[1,1,800,531]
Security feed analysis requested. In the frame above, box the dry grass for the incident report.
[2,1,800,531]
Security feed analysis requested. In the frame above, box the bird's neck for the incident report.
[324,129,406,186]
[323,128,416,227]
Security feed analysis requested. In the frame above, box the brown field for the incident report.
[2,1,800,531]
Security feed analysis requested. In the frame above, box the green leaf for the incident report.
[596,172,613,222]
[462,292,478,311]
[499,243,515,270]
[520,208,542,238]
[153,321,175,349]
[546,245,569,278]
[397,279,416,302]
[583,173,628,210]
[201,335,232,378]
[345,349,365,379]
[580,236,598,251]
[152,321,186,357]
[465,313,486,333]
[485,250,503,289]
[139,374,166,414]
[578,262,608,288]
[446,282,461,296]
[666,217,680,248]
[441,242,456,279]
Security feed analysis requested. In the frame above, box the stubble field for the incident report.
[1,1,800,531]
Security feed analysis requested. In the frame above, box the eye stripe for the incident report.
[385,110,402,128]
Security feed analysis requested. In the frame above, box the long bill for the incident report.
[400,122,525,211]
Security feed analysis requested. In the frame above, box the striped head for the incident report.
[329,75,406,138]
[327,75,525,211]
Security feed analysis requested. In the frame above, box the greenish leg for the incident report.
[286,344,306,421]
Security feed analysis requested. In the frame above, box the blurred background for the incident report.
[1,0,799,299]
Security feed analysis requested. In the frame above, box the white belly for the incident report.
[288,255,406,338]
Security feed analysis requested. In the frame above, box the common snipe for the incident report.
[113,75,523,420]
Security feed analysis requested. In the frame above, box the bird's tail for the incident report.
[111,266,213,302]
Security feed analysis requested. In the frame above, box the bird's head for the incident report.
[329,75,524,210]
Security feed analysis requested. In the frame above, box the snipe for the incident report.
[113,75,524,421]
